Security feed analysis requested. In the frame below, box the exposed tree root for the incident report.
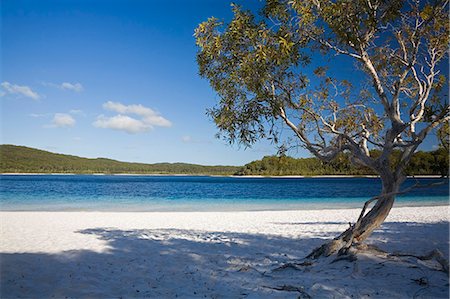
[279,244,447,271]
[305,238,347,259]
[354,243,387,255]
[306,180,445,260]
[237,265,271,277]
[275,242,389,273]
[272,261,314,271]
[306,194,395,259]
[390,249,449,273]
[262,284,311,298]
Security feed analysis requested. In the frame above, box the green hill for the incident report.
[1,144,447,176]
[0,145,240,175]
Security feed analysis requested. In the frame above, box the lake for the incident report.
[0,175,448,211]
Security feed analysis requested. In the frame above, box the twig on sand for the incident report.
[412,277,431,299]
[237,265,271,277]
[262,285,312,299]
[411,277,428,286]
[272,261,314,271]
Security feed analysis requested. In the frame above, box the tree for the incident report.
[437,120,449,151]
[195,0,449,257]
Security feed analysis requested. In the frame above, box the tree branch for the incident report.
[315,38,362,59]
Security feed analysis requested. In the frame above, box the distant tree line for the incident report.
[236,149,449,177]
[1,144,447,176]
[0,145,239,175]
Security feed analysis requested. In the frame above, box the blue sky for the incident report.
[0,0,443,166]
[1,0,287,165]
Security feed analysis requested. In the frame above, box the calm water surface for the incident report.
[0,175,448,211]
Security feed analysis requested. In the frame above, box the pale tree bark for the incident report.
[306,174,404,258]
[295,0,447,258]
[274,0,449,258]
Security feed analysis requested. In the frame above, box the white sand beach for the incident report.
[1,206,449,298]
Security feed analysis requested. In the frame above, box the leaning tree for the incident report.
[195,0,449,257]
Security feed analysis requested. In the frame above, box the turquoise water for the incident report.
[0,175,448,211]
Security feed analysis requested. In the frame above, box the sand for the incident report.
[1,206,449,298]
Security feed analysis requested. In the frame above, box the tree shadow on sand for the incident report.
[1,222,448,298]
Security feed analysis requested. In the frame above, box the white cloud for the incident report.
[30,113,50,118]
[69,109,85,116]
[1,82,40,100]
[61,82,83,92]
[52,113,75,128]
[42,81,84,92]
[103,101,151,115]
[93,114,151,133]
[94,101,172,134]
[103,101,172,127]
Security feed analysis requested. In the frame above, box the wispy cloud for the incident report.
[42,81,84,92]
[69,109,85,116]
[1,82,40,100]
[30,113,50,118]
[51,113,76,128]
[61,82,83,92]
[31,109,82,119]
[93,101,172,134]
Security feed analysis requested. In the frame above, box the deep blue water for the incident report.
[0,175,448,211]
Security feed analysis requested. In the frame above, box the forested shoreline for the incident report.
[1,144,448,176]
[237,149,448,176]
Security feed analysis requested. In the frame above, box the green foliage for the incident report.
[195,0,449,178]
[195,3,310,146]
[405,148,449,177]
[2,145,445,177]
[0,145,239,175]
[437,121,449,151]
[237,150,449,176]
[193,0,405,147]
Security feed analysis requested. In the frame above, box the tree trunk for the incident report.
[307,175,403,258]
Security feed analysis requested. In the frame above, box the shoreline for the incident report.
[0,172,445,178]
[1,202,448,213]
